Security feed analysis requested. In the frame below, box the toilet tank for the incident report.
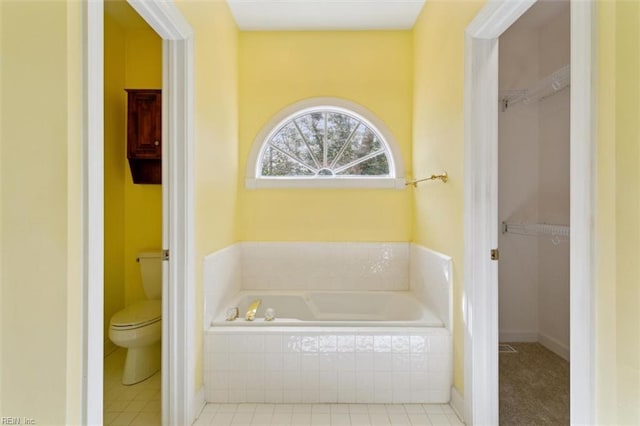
[138,251,162,300]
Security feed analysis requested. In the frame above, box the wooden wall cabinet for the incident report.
[126,89,161,184]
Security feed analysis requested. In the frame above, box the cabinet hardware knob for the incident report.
[154,141,160,146]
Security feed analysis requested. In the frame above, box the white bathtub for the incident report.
[203,242,453,404]
[212,291,443,327]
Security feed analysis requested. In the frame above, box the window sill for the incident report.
[245,177,406,190]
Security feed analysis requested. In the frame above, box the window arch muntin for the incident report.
[257,105,394,179]
[245,98,405,189]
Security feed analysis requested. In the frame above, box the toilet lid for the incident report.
[110,300,161,329]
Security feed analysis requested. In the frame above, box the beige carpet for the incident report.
[499,342,569,425]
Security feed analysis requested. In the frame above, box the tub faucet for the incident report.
[245,299,262,321]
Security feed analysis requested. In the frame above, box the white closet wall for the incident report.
[498,26,541,343]
[536,7,570,359]
[498,2,570,360]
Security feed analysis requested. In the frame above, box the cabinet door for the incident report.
[127,90,161,159]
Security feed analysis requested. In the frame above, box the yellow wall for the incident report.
[412,0,485,394]
[237,31,413,242]
[104,12,126,351]
[0,0,83,423]
[176,0,240,392]
[2,1,639,423]
[65,3,84,420]
[123,29,162,305]
[0,0,4,412]
[597,1,640,423]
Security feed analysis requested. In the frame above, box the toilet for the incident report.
[109,251,162,385]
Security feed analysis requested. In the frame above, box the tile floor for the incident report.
[104,348,161,425]
[193,403,464,426]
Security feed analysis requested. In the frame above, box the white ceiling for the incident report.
[226,0,427,31]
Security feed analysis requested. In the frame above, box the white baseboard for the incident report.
[499,331,569,361]
[499,331,538,343]
[450,386,465,424]
[192,386,206,423]
[539,333,570,361]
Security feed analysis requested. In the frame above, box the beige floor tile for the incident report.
[104,348,160,426]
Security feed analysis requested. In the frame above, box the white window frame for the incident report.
[245,97,406,189]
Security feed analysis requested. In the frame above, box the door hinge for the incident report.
[491,248,499,261]
[162,249,170,261]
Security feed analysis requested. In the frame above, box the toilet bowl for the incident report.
[109,251,162,385]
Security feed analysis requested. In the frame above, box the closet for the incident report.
[498,1,570,424]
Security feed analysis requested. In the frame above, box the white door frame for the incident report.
[463,0,596,424]
[83,1,196,425]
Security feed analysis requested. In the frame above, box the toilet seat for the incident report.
[110,300,161,330]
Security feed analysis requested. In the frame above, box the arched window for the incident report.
[246,98,405,189]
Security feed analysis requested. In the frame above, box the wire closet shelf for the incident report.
[500,64,570,111]
[502,222,570,245]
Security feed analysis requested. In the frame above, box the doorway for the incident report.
[463,0,596,424]
[84,1,195,425]
[103,2,163,424]
[497,2,570,423]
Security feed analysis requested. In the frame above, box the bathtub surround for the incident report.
[241,243,409,292]
[203,244,243,327]
[205,328,452,404]
[203,242,453,404]
[204,243,411,326]
[409,245,453,331]
[204,242,451,328]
